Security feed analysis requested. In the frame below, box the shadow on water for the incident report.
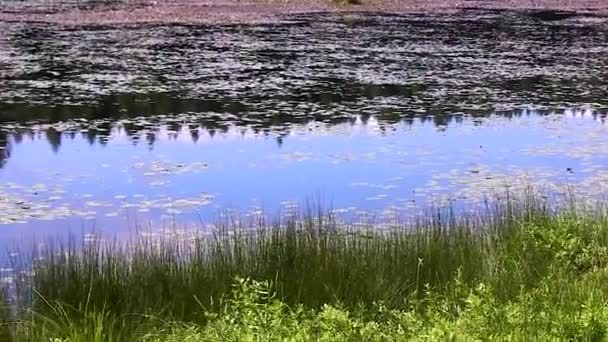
[0,131,9,168]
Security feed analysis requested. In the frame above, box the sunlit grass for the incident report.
[4,194,608,340]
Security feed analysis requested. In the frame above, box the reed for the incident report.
[5,195,608,340]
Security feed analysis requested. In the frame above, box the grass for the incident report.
[3,195,608,340]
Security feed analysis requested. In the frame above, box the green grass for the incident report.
[4,196,608,340]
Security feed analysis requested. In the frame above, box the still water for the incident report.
[1,11,608,243]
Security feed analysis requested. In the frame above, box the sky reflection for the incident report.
[0,108,607,247]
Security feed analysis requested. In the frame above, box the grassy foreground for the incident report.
[3,197,608,340]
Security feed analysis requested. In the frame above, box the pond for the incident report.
[1,11,608,245]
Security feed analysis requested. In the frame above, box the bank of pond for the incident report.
[0,195,607,340]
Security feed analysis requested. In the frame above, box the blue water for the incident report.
[0,109,606,249]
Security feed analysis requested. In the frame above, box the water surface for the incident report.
[1,12,608,243]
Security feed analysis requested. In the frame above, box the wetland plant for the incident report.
[4,195,608,340]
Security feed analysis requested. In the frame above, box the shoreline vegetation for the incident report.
[1,0,608,25]
[2,195,608,340]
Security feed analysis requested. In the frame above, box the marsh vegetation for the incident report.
[0,196,607,340]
